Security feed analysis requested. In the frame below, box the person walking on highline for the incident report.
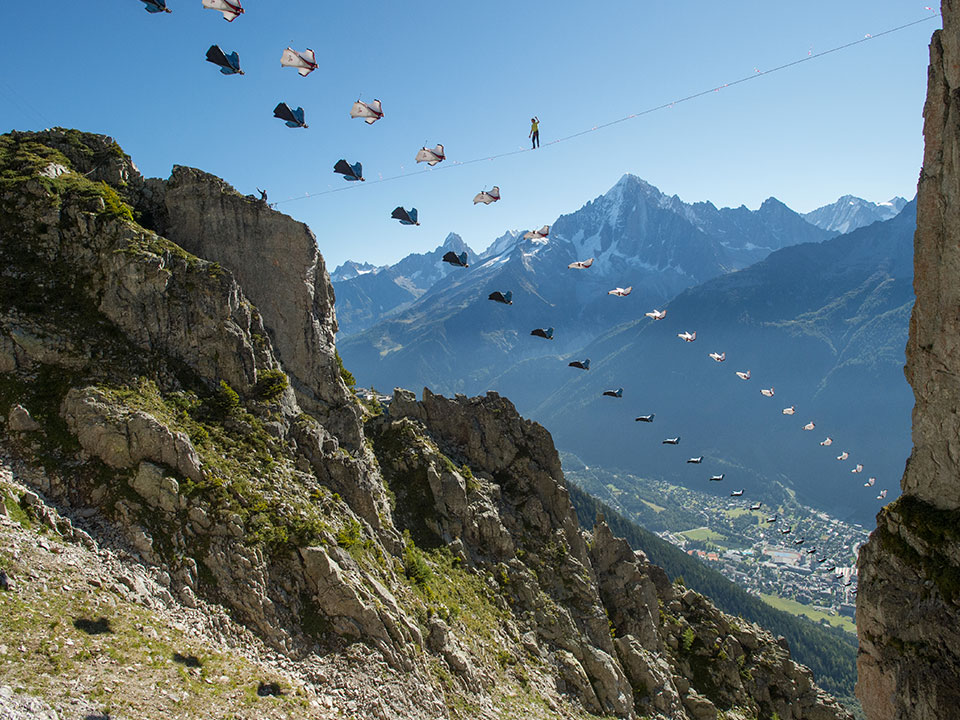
[529,116,540,149]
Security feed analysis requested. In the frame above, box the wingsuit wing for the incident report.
[281,48,301,67]
[143,0,171,12]
[281,48,316,76]
[350,101,370,120]
[415,148,434,164]
[202,0,243,21]
[350,100,383,123]
[206,45,231,69]
[224,51,242,74]
[391,207,409,222]
[206,46,242,74]
[298,48,317,71]
[442,251,467,267]
[332,160,362,180]
[273,102,298,124]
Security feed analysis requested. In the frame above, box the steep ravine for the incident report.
[0,129,850,719]
[856,3,960,719]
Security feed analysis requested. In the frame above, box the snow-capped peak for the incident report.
[803,195,910,234]
[479,230,522,260]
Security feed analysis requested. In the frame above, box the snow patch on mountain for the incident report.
[480,230,522,259]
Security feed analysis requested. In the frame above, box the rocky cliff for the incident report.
[856,3,960,719]
[0,128,851,719]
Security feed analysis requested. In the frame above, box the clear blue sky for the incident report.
[0,1,939,269]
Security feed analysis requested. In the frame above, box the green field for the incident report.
[641,498,666,513]
[760,593,856,635]
[604,483,623,498]
[679,526,726,543]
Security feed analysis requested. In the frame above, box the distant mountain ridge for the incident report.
[803,194,908,234]
[337,175,837,396]
[557,175,835,273]
[332,233,476,335]
[330,260,379,282]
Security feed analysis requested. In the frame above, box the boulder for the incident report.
[129,461,183,513]
[8,404,40,432]
[61,387,203,482]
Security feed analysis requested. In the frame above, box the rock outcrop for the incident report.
[376,389,852,720]
[152,166,362,449]
[0,128,852,719]
[856,3,960,719]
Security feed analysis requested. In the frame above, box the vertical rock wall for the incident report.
[857,3,960,718]
[904,1,960,512]
[156,167,363,448]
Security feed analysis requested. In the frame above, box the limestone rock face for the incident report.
[156,166,362,448]
[903,1,960,512]
[856,4,960,718]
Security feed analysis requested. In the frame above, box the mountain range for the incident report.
[330,233,477,335]
[335,178,916,523]
[336,175,837,391]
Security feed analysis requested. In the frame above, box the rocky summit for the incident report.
[0,129,852,719]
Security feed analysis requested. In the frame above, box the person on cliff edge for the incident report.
[529,116,540,149]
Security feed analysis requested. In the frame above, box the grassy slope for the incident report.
[0,487,312,718]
